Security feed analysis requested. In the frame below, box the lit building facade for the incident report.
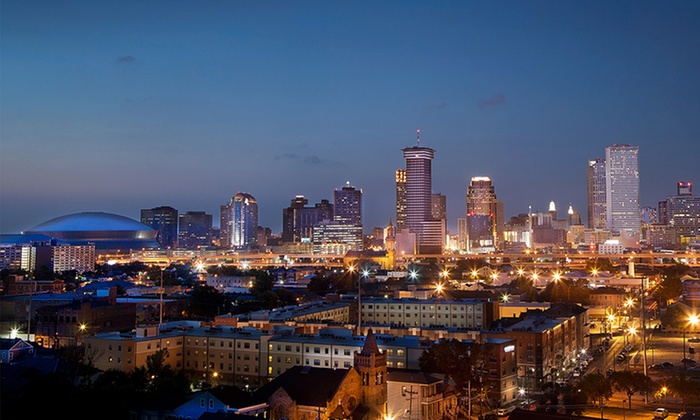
[229,193,259,249]
[282,196,333,243]
[334,182,363,226]
[140,206,179,249]
[400,137,444,254]
[312,220,363,254]
[178,211,213,250]
[605,144,640,246]
[466,177,503,252]
[665,182,700,246]
[395,169,407,231]
[587,158,607,230]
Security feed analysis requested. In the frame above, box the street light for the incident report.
[683,314,699,371]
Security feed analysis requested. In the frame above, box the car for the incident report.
[572,370,581,378]
[689,337,700,343]
[624,343,632,352]
[655,408,669,419]
[649,364,663,370]
[617,354,627,361]
[682,358,697,365]
[662,362,675,368]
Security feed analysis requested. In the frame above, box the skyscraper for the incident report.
[395,169,407,230]
[664,181,700,246]
[399,133,444,254]
[334,182,363,226]
[605,144,641,245]
[229,192,258,249]
[140,206,179,249]
[466,177,503,251]
[281,195,333,243]
[587,158,607,229]
[178,211,213,250]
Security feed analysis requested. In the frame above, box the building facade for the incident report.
[587,158,607,230]
[400,137,443,254]
[605,144,641,246]
[140,206,179,249]
[178,211,213,249]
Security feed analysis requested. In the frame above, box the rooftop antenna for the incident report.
[416,129,421,146]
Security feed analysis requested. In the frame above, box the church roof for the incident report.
[253,365,351,407]
[359,328,380,357]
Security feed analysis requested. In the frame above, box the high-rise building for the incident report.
[395,169,407,230]
[587,158,607,230]
[431,193,447,223]
[334,182,363,226]
[664,181,700,247]
[400,134,444,254]
[466,177,503,252]
[282,196,333,243]
[226,192,258,249]
[178,211,213,249]
[141,206,179,249]
[605,144,641,245]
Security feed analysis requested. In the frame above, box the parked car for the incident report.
[617,353,626,362]
[682,358,697,365]
[689,337,700,343]
[655,408,669,419]
[662,362,675,368]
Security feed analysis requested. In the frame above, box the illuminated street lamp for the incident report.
[501,293,511,303]
[517,268,525,277]
[683,314,700,371]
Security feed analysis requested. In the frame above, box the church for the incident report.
[253,328,388,420]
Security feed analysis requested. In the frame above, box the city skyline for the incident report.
[2,1,700,235]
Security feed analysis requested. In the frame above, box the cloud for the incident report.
[117,55,136,63]
[477,94,506,110]
[274,153,324,164]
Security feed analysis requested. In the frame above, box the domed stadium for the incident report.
[24,212,160,251]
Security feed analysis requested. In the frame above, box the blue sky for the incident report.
[2,0,699,235]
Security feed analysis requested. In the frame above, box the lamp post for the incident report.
[684,314,699,371]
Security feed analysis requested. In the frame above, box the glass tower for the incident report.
[605,144,640,237]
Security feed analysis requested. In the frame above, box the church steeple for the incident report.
[354,328,387,419]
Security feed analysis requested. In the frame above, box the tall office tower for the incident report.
[395,169,407,230]
[281,196,333,243]
[587,158,607,229]
[334,182,363,226]
[665,181,700,246]
[605,144,641,244]
[567,205,582,227]
[140,206,178,248]
[178,211,213,249]
[457,217,468,251]
[658,201,669,224]
[640,206,658,224]
[401,137,444,254]
[228,192,258,248]
[466,177,503,251]
[431,193,447,222]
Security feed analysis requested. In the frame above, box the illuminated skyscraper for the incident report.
[334,182,363,226]
[664,181,700,246]
[141,206,179,248]
[395,169,407,230]
[466,177,503,251]
[605,144,640,243]
[587,158,607,229]
[232,193,258,248]
[399,132,444,254]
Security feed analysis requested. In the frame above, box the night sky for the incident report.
[2,1,699,235]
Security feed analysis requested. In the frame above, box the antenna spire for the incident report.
[416,129,421,146]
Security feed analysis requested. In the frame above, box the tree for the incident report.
[418,339,488,395]
[578,372,613,409]
[560,382,587,415]
[307,274,332,295]
[610,370,652,408]
[189,285,229,317]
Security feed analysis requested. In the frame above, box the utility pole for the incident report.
[641,276,648,403]
[404,385,417,420]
